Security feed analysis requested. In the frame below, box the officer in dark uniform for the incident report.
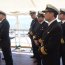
[33,12,48,65]
[33,12,48,42]
[28,11,38,58]
[0,11,13,65]
[58,9,65,65]
[41,4,63,65]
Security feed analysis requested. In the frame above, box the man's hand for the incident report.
[41,46,47,55]
[30,31,33,35]
[38,38,43,44]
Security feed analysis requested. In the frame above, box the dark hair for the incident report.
[54,13,57,18]
[0,11,6,16]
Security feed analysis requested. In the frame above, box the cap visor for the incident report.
[42,9,48,12]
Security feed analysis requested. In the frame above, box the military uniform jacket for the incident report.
[61,22,65,41]
[60,22,65,57]
[33,21,48,40]
[29,18,38,35]
[42,20,62,65]
[0,19,10,47]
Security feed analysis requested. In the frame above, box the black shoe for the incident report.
[30,55,35,58]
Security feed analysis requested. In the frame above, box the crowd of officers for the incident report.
[28,4,65,65]
[0,4,65,65]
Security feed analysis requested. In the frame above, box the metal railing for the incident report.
[9,29,31,48]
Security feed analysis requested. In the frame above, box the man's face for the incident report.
[0,14,3,21]
[30,14,36,19]
[44,11,54,22]
[38,17,44,22]
[58,13,64,20]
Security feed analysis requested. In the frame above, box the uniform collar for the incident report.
[0,18,5,23]
[48,19,56,26]
[39,21,44,24]
[0,21,2,23]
